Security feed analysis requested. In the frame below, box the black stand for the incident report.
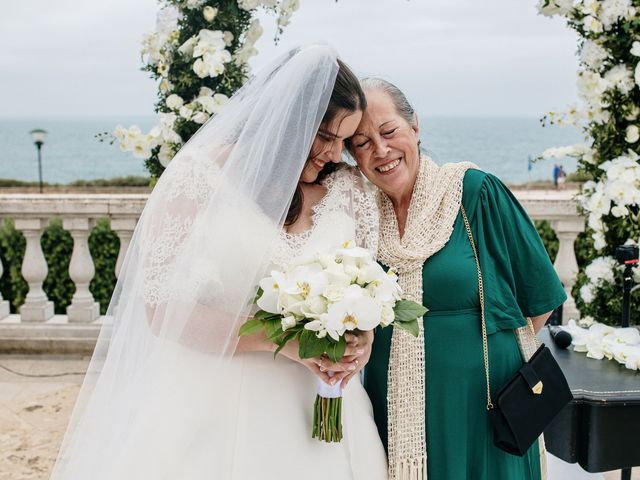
[620,263,635,480]
[621,263,634,328]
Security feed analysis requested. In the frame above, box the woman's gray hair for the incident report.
[360,77,416,126]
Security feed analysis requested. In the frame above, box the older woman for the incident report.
[349,79,567,480]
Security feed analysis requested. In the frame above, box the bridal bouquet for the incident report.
[239,240,426,442]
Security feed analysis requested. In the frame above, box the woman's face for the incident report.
[300,109,363,184]
[350,89,420,199]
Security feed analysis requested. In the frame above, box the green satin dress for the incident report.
[364,169,567,480]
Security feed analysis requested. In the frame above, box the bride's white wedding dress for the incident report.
[51,46,387,480]
[87,167,387,480]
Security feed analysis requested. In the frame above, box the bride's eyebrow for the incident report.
[318,128,339,139]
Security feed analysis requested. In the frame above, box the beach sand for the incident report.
[0,354,636,480]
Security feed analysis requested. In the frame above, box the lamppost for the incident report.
[29,129,47,193]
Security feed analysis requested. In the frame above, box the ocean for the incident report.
[0,116,584,185]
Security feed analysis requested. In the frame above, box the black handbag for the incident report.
[460,205,573,457]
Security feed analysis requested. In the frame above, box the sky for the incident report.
[0,0,580,118]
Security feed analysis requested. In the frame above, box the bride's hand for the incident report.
[278,332,372,387]
[316,331,373,389]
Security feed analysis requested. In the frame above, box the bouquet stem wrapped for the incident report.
[313,375,343,442]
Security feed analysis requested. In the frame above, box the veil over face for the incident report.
[51,45,340,479]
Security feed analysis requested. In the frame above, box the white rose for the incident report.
[580,284,596,304]
[580,41,609,70]
[179,105,193,120]
[323,284,345,303]
[281,315,297,331]
[223,31,234,46]
[585,256,617,285]
[632,41,640,57]
[625,106,640,121]
[604,64,635,94]
[159,79,171,93]
[380,302,395,327]
[165,94,184,110]
[203,6,218,22]
[301,295,328,318]
[192,111,209,124]
[193,58,208,78]
[239,0,260,10]
[635,62,640,87]
[197,87,212,98]
[158,143,174,167]
[584,16,604,33]
[611,204,629,217]
[625,125,640,143]
[198,95,228,114]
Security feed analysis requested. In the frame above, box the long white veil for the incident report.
[51,45,340,480]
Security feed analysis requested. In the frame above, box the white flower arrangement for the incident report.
[561,319,640,370]
[110,1,302,172]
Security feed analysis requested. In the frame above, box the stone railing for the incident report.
[0,191,583,353]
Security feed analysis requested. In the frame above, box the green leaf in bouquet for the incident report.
[393,299,428,322]
[251,286,264,305]
[394,319,420,337]
[326,335,347,363]
[298,329,329,359]
[264,318,284,341]
[238,318,264,336]
[253,309,281,322]
[274,330,299,357]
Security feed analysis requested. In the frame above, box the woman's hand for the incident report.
[529,311,555,333]
[237,330,374,387]
[315,331,374,389]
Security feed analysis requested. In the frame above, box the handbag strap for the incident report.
[460,205,494,410]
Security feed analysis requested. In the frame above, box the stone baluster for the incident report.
[64,217,100,322]
[111,217,138,279]
[551,218,585,322]
[15,218,54,322]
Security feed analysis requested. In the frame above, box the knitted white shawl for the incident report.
[377,156,547,480]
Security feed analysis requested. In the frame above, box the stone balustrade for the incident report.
[0,190,583,353]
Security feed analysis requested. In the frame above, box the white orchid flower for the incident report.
[365,269,403,303]
[256,272,282,314]
[279,264,329,299]
[326,285,382,335]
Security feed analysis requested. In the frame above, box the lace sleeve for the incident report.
[139,157,220,306]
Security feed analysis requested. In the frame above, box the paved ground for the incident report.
[0,355,86,480]
[0,354,636,480]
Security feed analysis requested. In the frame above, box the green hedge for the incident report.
[0,218,119,315]
[0,218,596,318]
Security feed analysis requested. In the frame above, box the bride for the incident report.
[50,45,387,480]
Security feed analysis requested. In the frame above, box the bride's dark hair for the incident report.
[285,59,366,226]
